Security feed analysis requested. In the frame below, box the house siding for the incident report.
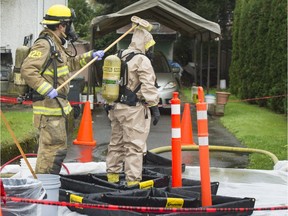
[1,0,67,65]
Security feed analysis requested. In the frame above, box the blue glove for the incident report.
[47,89,58,99]
[92,50,104,60]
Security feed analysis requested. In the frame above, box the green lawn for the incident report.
[221,95,287,169]
[181,87,287,169]
[0,109,38,164]
[1,110,35,145]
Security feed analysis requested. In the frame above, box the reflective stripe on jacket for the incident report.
[33,104,73,116]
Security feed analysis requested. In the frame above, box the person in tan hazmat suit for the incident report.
[21,4,104,174]
[106,26,160,186]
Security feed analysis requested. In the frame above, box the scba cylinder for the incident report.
[101,55,121,103]
[14,46,30,95]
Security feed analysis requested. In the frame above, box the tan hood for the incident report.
[128,27,155,53]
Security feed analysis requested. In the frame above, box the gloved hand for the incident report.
[92,50,104,60]
[104,104,112,115]
[47,88,58,99]
[150,105,160,126]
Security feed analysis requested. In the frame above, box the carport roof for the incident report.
[91,0,221,40]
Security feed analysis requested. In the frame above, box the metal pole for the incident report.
[207,34,211,93]
[217,38,221,90]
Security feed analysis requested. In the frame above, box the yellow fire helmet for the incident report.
[41,4,75,25]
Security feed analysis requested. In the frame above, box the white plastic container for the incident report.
[220,79,226,89]
[205,94,216,104]
[37,174,61,216]
[205,94,216,114]
[80,94,94,109]
[20,157,37,178]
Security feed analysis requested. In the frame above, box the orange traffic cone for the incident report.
[73,101,96,162]
[181,103,195,145]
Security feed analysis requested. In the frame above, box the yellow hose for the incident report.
[149,145,279,165]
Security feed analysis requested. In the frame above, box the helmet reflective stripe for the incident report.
[41,5,72,25]
[145,39,156,51]
[37,82,52,95]
[42,66,69,77]
[33,105,72,115]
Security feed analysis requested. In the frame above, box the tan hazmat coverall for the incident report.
[106,28,159,183]
[21,29,93,174]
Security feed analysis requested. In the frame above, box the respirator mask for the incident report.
[145,46,154,61]
[64,22,78,42]
[61,9,78,57]
[64,9,78,43]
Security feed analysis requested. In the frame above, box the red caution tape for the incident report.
[0,96,18,104]
[0,96,100,106]
[229,94,287,103]
[0,94,287,107]
[0,180,6,204]
[1,196,287,214]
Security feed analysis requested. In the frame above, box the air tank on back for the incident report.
[14,45,30,95]
[101,55,121,103]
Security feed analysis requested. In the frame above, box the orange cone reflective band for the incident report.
[73,101,96,162]
[196,86,212,206]
[181,103,195,145]
[171,92,182,187]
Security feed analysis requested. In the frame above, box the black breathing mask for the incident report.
[59,8,78,57]
[145,46,154,61]
[63,9,78,43]
[65,22,78,43]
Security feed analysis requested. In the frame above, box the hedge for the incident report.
[229,0,287,113]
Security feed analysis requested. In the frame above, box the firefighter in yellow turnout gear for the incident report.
[106,27,160,186]
[21,4,104,174]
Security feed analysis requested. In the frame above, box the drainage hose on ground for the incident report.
[149,145,279,165]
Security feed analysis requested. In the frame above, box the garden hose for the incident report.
[149,145,279,165]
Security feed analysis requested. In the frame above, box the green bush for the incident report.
[229,0,287,114]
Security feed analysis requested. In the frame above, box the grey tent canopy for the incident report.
[91,0,221,40]
[89,0,222,91]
